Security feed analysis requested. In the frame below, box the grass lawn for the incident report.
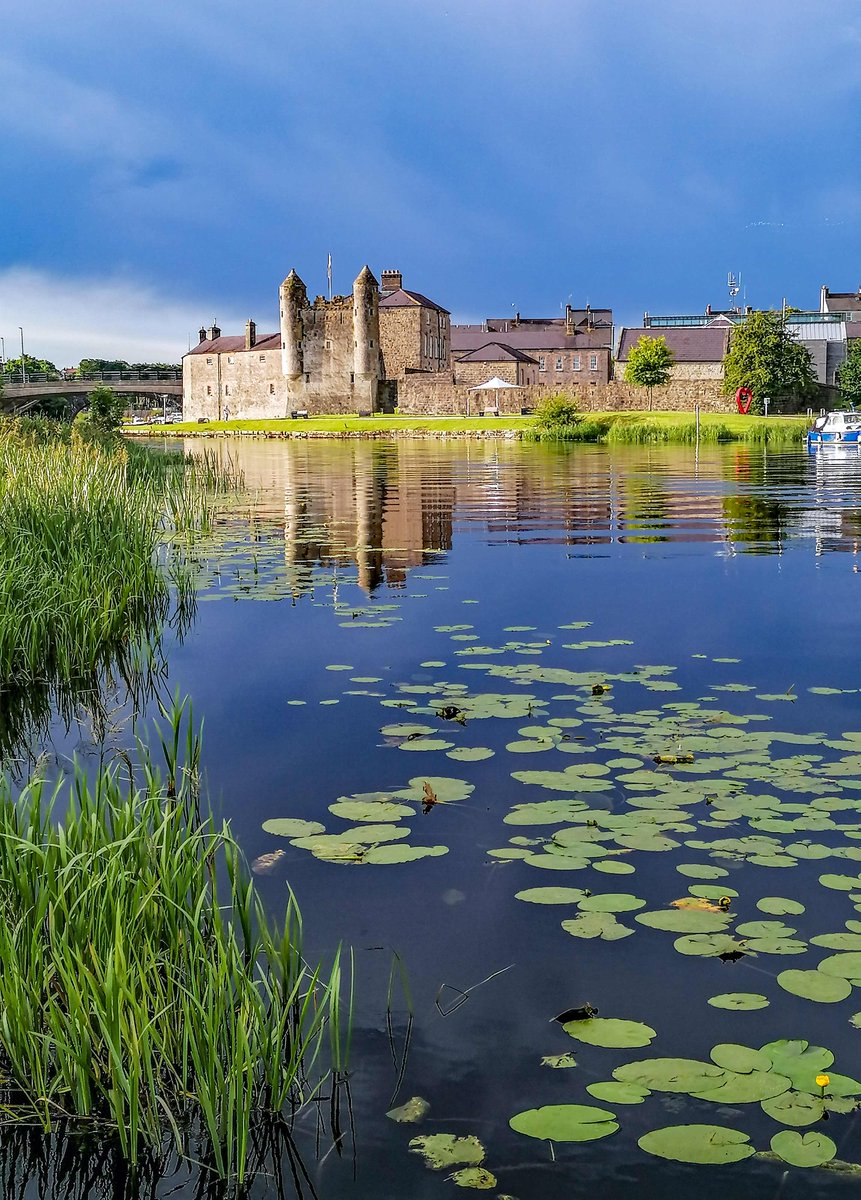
[127,411,811,443]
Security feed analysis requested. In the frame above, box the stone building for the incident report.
[378,270,451,378]
[616,325,730,381]
[453,343,539,388]
[451,306,613,389]
[183,265,383,420]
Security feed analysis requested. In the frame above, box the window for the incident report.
[269,383,275,394]
[205,357,213,365]
[325,340,332,349]
[538,356,546,371]
[227,356,234,364]
[206,385,211,396]
[224,385,229,395]
[369,339,374,348]
[572,354,581,370]
[555,356,563,371]
[589,354,598,371]
[259,354,265,362]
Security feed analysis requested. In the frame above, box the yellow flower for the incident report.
[816,1073,830,1089]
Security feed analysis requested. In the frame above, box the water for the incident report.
[24,438,861,1197]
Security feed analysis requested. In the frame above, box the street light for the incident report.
[18,327,26,385]
[0,337,4,369]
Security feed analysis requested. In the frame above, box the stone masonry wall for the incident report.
[397,375,733,416]
[379,305,449,377]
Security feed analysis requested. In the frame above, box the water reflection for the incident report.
[192,440,861,601]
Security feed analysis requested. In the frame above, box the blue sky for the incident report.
[2,0,860,364]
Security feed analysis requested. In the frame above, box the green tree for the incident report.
[87,386,126,435]
[78,358,130,374]
[722,310,817,406]
[837,339,861,409]
[3,355,59,378]
[624,335,674,410]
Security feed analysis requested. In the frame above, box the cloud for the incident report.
[0,269,249,366]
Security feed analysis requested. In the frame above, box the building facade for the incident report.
[378,270,451,377]
[616,325,730,381]
[451,306,613,389]
[184,266,384,419]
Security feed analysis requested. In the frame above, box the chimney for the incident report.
[380,270,403,296]
[585,303,593,331]
[198,326,207,343]
[706,304,712,316]
[245,318,257,349]
[206,321,221,340]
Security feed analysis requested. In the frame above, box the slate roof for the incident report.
[379,287,450,314]
[188,333,281,355]
[452,326,611,353]
[847,321,861,339]
[616,326,729,363]
[485,310,613,331]
[455,342,538,364]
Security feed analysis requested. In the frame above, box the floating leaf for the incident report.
[636,908,730,934]
[541,1053,578,1069]
[262,818,326,838]
[770,1130,836,1168]
[563,1018,656,1049]
[515,887,587,905]
[757,896,806,915]
[586,1081,650,1104]
[578,893,646,914]
[709,1044,772,1074]
[777,970,852,1003]
[638,1124,755,1165]
[708,992,769,1011]
[409,1134,484,1169]
[448,1167,497,1189]
[363,844,449,865]
[509,1104,618,1143]
[762,1090,826,1126]
[387,1096,430,1123]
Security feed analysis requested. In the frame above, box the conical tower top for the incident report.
[281,268,306,290]
[354,265,378,289]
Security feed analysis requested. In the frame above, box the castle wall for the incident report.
[396,375,732,415]
[183,349,286,421]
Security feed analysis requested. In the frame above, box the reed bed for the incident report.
[0,705,346,1186]
[527,413,806,445]
[0,421,234,758]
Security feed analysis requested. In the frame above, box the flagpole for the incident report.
[327,253,332,301]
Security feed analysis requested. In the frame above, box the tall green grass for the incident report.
[527,414,806,446]
[0,420,235,759]
[0,703,347,1185]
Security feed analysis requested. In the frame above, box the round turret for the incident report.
[279,269,307,378]
[353,266,380,381]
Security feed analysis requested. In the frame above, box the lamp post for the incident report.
[0,337,4,370]
[18,327,26,385]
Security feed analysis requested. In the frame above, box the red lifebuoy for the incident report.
[735,387,754,415]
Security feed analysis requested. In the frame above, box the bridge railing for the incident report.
[1,369,182,385]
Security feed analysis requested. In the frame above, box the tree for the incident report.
[837,339,861,409]
[624,335,674,410]
[722,310,817,406]
[88,386,126,435]
[3,355,58,377]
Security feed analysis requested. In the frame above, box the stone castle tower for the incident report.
[278,265,382,410]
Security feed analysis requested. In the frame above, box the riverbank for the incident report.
[126,411,809,444]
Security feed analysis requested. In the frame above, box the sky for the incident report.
[2,0,861,365]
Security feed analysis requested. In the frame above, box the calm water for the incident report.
[27,439,861,1197]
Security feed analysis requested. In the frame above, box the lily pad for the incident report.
[777,970,852,1003]
[515,887,587,905]
[708,992,769,1011]
[448,1167,497,1189]
[387,1096,430,1123]
[770,1130,836,1168]
[409,1134,485,1169]
[638,1124,755,1165]
[541,1053,578,1068]
[586,1081,650,1104]
[761,1090,825,1127]
[757,896,806,915]
[261,818,326,837]
[563,1018,656,1048]
[363,844,449,865]
[509,1104,618,1143]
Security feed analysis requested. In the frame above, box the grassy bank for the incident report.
[0,706,346,1183]
[138,411,809,444]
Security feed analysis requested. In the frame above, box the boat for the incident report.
[807,411,861,446]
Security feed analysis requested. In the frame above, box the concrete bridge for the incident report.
[2,370,183,413]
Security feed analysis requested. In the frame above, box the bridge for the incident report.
[1,369,183,412]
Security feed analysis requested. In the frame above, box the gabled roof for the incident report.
[452,326,610,352]
[485,310,613,331]
[846,321,861,339]
[617,326,729,363]
[378,287,450,314]
[456,342,538,364]
[188,333,281,355]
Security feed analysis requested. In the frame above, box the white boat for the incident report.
[807,411,861,446]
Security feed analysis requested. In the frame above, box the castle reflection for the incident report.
[186,439,861,596]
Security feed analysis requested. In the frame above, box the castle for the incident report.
[183,266,451,420]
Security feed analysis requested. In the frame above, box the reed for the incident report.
[0,420,234,758]
[0,702,347,1185]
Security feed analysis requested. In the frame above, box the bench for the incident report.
[482,407,500,417]
[290,410,309,419]
[357,409,371,418]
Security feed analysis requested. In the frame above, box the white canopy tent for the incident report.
[466,376,522,416]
